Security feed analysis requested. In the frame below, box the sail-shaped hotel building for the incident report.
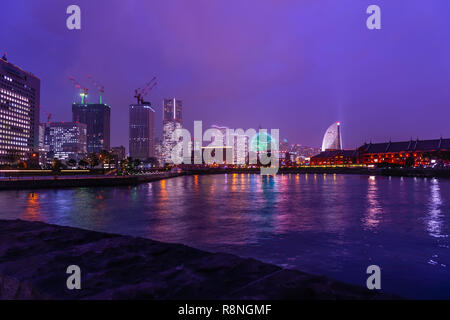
[321,122,342,151]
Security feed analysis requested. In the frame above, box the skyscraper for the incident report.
[129,103,155,160]
[234,133,249,165]
[162,98,182,164]
[321,122,342,151]
[163,98,182,123]
[72,103,111,153]
[45,122,87,160]
[0,56,40,164]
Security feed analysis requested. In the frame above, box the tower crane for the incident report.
[69,76,88,104]
[134,77,157,104]
[87,74,105,104]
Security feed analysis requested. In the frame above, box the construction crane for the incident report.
[134,77,157,104]
[69,76,89,104]
[39,106,52,124]
[142,82,157,99]
[87,74,105,104]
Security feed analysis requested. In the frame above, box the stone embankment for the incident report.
[0,172,182,190]
[0,219,395,300]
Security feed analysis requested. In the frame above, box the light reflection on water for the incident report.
[1,174,450,299]
[363,176,383,230]
[426,179,444,238]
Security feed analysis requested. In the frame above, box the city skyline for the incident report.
[1,1,450,304]
[2,0,450,151]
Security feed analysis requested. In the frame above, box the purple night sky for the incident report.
[1,0,450,151]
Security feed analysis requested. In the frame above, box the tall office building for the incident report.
[163,98,182,123]
[129,103,155,160]
[45,122,87,160]
[162,98,182,164]
[0,56,40,164]
[234,133,249,165]
[72,103,111,153]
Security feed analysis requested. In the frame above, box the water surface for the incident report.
[0,174,449,299]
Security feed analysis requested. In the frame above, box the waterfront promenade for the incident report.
[0,219,393,300]
[0,172,183,190]
[0,166,448,191]
[186,166,450,178]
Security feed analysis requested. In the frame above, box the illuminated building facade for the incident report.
[310,150,360,166]
[46,122,87,161]
[72,103,111,153]
[0,57,40,164]
[207,125,251,165]
[162,120,182,164]
[310,138,450,167]
[322,122,342,151]
[163,98,182,123]
[234,134,249,165]
[129,103,155,160]
[162,98,182,164]
[38,123,47,165]
[359,138,450,167]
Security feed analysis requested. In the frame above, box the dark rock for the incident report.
[0,219,396,300]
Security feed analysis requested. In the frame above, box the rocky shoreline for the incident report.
[0,219,394,300]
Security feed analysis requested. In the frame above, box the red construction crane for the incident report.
[142,81,157,101]
[87,74,105,104]
[39,106,52,124]
[69,76,88,104]
[134,77,157,104]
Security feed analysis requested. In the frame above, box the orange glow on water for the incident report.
[24,193,41,221]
